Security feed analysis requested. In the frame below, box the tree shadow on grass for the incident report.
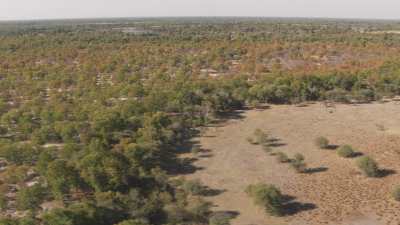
[210,210,240,224]
[199,153,214,158]
[254,105,271,111]
[378,169,396,178]
[268,142,287,147]
[283,202,317,216]
[326,144,339,150]
[266,138,287,147]
[281,195,317,216]
[164,155,204,175]
[175,158,205,175]
[305,167,328,174]
[201,187,227,197]
[212,110,246,125]
[350,152,364,158]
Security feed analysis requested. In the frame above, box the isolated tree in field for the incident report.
[290,153,307,173]
[245,183,284,216]
[357,156,379,177]
[337,145,355,158]
[276,152,290,163]
[315,137,329,149]
[254,129,268,144]
[246,137,258,145]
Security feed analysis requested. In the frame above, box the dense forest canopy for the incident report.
[1,18,400,225]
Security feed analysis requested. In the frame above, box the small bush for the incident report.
[293,153,304,162]
[187,198,212,222]
[262,144,272,153]
[354,89,375,103]
[276,152,290,163]
[315,137,329,149]
[245,183,284,216]
[254,129,263,137]
[325,89,350,103]
[182,180,206,195]
[16,184,46,211]
[246,137,258,145]
[254,129,268,145]
[357,156,379,177]
[393,186,400,201]
[209,212,232,225]
[290,154,307,173]
[337,145,355,158]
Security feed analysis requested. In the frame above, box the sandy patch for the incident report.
[182,102,400,225]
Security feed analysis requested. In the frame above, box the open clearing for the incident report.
[182,101,400,225]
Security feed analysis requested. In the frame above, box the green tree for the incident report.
[114,219,149,225]
[79,151,131,192]
[357,156,379,177]
[16,185,46,211]
[245,183,284,216]
[46,160,81,199]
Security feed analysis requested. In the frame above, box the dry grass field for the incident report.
[181,101,400,225]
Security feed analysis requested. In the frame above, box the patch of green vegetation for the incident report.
[2,17,400,224]
[276,152,290,163]
[357,156,379,177]
[315,137,329,149]
[290,153,307,173]
[337,145,355,158]
[245,183,284,216]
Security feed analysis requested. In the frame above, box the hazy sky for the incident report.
[1,0,400,21]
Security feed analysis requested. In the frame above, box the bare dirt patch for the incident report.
[181,102,400,225]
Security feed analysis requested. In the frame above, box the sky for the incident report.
[1,0,400,21]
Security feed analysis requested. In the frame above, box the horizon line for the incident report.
[1,15,400,23]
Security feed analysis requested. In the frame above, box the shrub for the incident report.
[187,198,212,222]
[164,204,187,224]
[393,186,400,201]
[354,89,375,102]
[276,152,290,163]
[290,154,307,173]
[315,137,329,149]
[246,137,258,145]
[182,179,205,195]
[325,89,350,103]
[116,219,150,225]
[262,144,272,153]
[254,129,268,145]
[16,184,47,211]
[209,212,232,225]
[293,153,304,162]
[245,183,284,216]
[254,129,263,137]
[337,145,355,158]
[356,156,379,177]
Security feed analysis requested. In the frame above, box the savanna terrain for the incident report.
[1,18,400,225]
[183,101,400,225]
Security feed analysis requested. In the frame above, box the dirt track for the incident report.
[182,101,400,225]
